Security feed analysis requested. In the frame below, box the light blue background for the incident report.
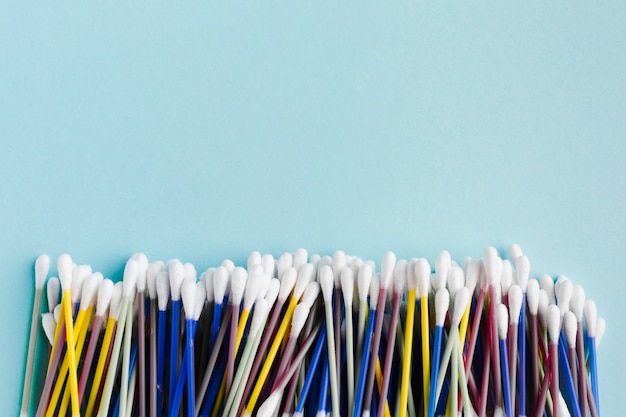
[2,3,625,415]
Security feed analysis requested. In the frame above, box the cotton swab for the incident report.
[227,266,247,392]
[547,305,561,417]
[155,271,170,417]
[569,285,587,417]
[319,265,341,417]
[169,278,198,417]
[434,288,468,414]
[57,254,81,417]
[167,260,185,413]
[497,305,513,417]
[427,288,449,417]
[98,259,137,417]
[564,311,579,393]
[398,259,420,417]
[514,255,529,417]
[79,278,114,401]
[416,257,432,417]
[362,252,395,417]
[526,278,540,407]
[212,266,229,348]
[484,247,504,407]
[21,254,49,417]
[131,253,149,417]
[146,262,162,417]
[507,285,522,415]
[584,300,599,414]
[84,282,122,417]
[339,266,356,413]
[332,250,346,390]
[272,303,310,388]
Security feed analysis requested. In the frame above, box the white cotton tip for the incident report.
[71,265,91,304]
[249,299,269,338]
[319,265,334,303]
[213,266,229,305]
[110,283,124,319]
[184,263,197,282]
[221,259,235,275]
[407,259,418,291]
[230,267,248,306]
[57,254,73,291]
[261,254,275,278]
[526,279,540,315]
[435,288,450,327]
[80,272,102,310]
[380,251,396,291]
[122,259,139,298]
[431,271,446,293]
[514,256,530,291]
[248,251,262,269]
[298,263,316,288]
[556,279,573,316]
[265,278,280,307]
[500,260,513,295]
[168,260,185,301]
[332,250,347,286]
[415,258,431,298]
[291,303,310,337]
[96,278,114,316]
[301,282,320,309]
[53,305,60,322]
[146,263,161,300]
[357,263,373,303]
[257,391,282,417]
[156,272,170,311]
[47,277,60,313]
[293,248,308,270]
[132,253,148,293]
[277,252,294,279]
[435,251,452,284]
[497,304,509,340]
[193,282,207,321]
[35,254,50,290]
[547,305,562,344]
[584,300,597,337]
[508,285,523,325]
[309,254,321,269]
[393,260,407,296]
[204,268,215,302]
[447,265,464,301]
[244,265,264,310]
[571,285,585,322]
[465,259,480,294]
[181,278,196,320]
[452,287,470,327]
[340,267,354,305]
[540,274,555,304]
[42,313,56,345]
[596,317,606,347]
[538,290,550,326]
[369,274,381,310]
[564,311,577,347]
[292,266,310,299]
[508,243,523,262]
[278,268,297,302]
[483,247,502,287]
[493,406,505,417]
